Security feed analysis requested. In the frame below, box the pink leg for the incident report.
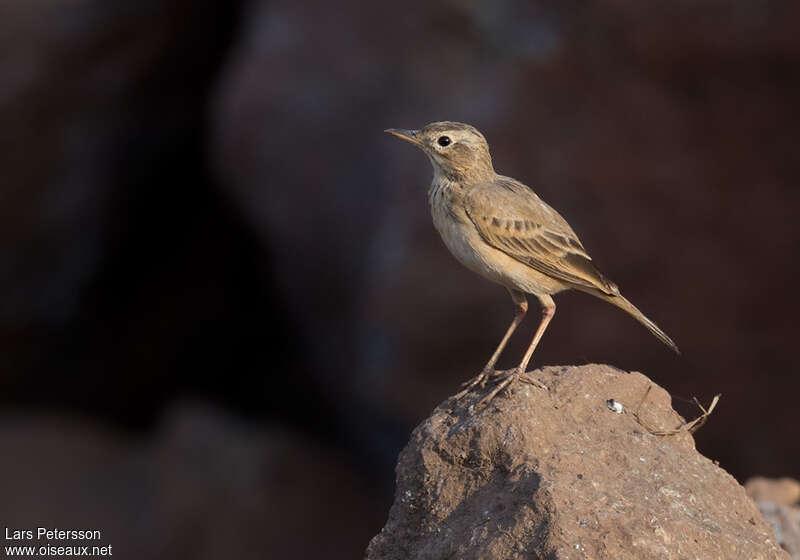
[453,289,527,399]
[479,295,555,406]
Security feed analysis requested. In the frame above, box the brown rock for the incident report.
[747,478,800,507]
[756,502,800,559]
[366,364,787,559]
[747,478,800,558]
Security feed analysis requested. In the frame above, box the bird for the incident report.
[385,121,679,406]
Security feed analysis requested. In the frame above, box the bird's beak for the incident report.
[384,128,421,146]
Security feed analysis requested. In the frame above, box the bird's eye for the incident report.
[437,136,451,147]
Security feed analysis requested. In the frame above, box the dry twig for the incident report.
[633,384,720,436]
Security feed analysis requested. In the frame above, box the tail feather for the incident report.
[597,292,680,354]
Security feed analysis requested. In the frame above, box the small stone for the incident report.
[606,399,624,413]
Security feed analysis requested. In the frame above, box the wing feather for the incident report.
[464,177,619,295]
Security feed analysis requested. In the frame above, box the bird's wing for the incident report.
[464,176,619,295]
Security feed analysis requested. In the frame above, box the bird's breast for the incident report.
[428,181,494,277]
[426,180,565,295]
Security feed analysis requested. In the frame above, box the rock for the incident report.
[366,364,788,559]
[747,478,800,507]
[746,478,800,558]
[755,502,800,559]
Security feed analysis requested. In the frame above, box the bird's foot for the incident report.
[453,368,494,400]
[477,368,548,408]
[477,369,520,407]
[518,372,548,391]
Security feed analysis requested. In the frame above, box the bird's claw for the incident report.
[453,368,493,400]
[456,367,547,408]
[519,373,549,391]
[476,369,548,408]
[477,369,520,407]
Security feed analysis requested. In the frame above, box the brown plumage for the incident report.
[386,121,678,405]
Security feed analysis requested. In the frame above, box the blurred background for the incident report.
[1,0,799,557]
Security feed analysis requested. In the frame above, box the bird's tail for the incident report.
[596,292,680,354]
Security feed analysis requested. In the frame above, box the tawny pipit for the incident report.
[386,122,678,405]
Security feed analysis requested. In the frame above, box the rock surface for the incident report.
[747,478,800,559]
[747,478,800,507]
[755,502,800,559]
[366,364,788,559]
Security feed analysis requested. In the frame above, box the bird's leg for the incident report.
[517,294,555,376]
[478,295,555,406]
[453,289,527,399]
[479,290,529,386]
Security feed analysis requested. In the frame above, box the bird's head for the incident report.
[385,121,495,182]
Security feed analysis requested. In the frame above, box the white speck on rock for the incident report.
[606,399,624,413]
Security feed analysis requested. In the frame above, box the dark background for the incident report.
[1,0,798,557]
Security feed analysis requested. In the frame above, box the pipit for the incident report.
[386,122,679,406]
